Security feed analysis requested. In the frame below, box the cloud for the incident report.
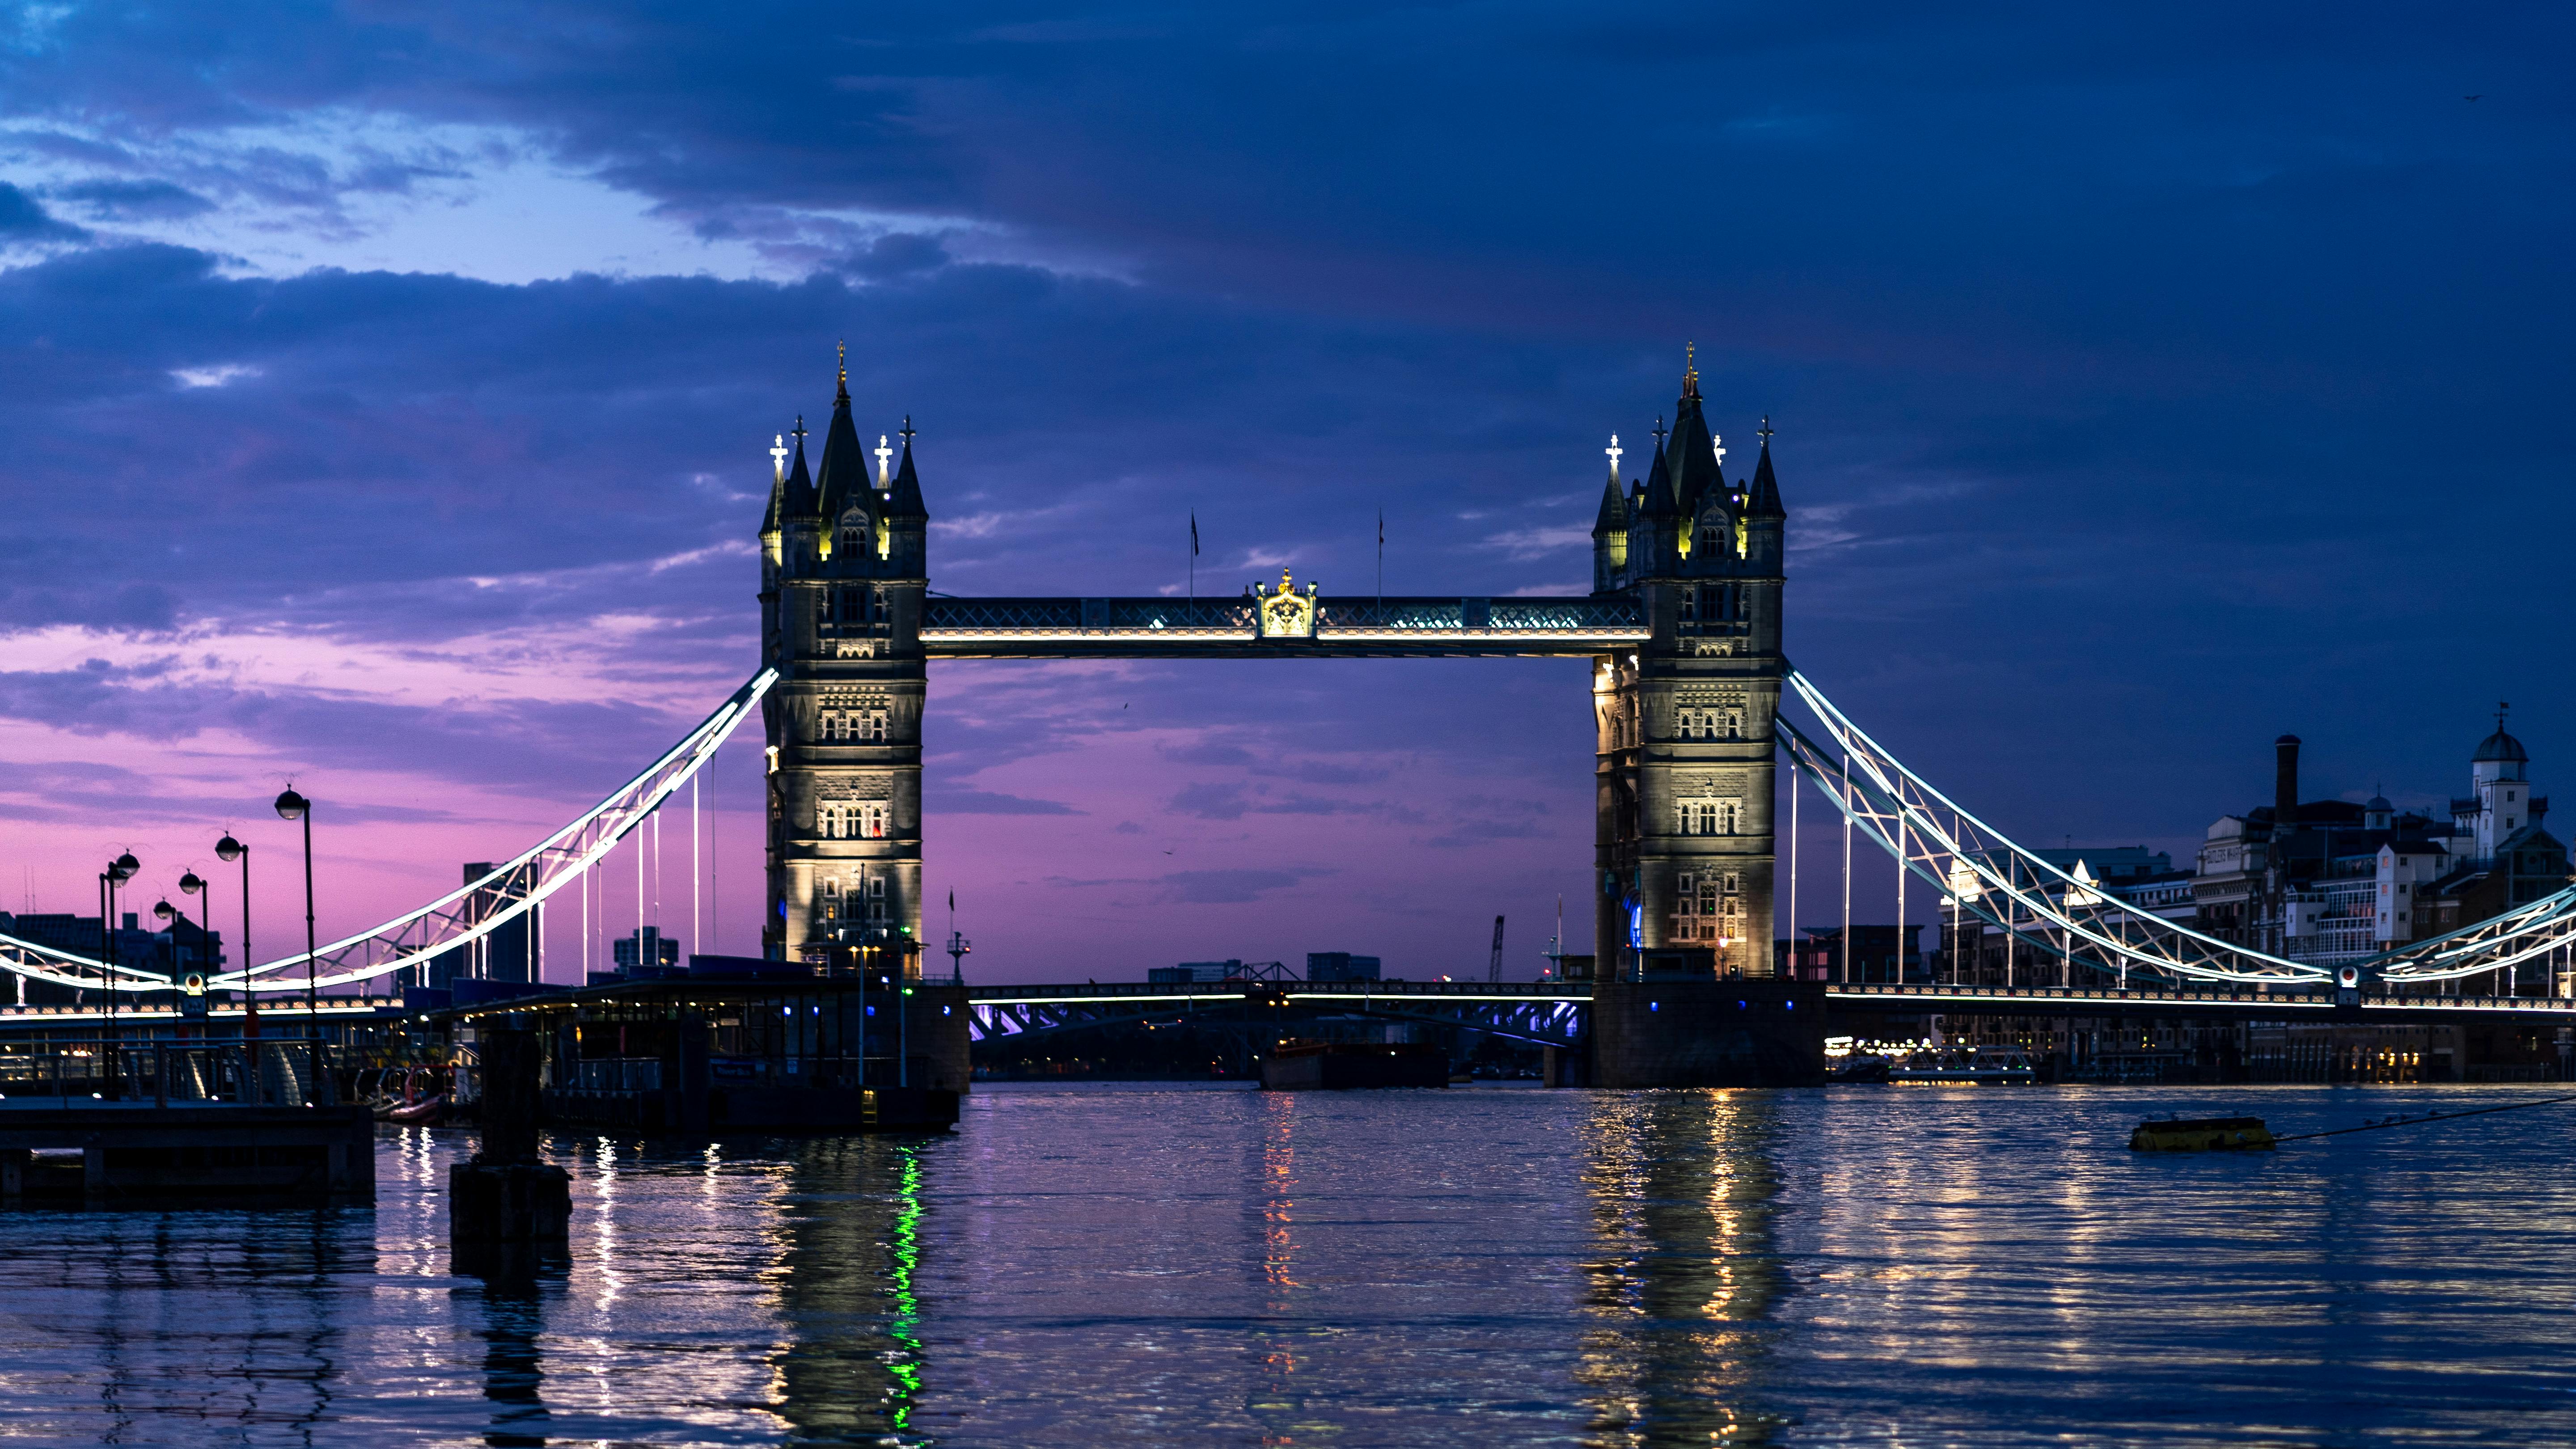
[937,788,1081,815]
[170,363,259,389]
[48,179,213,221]
[1168,782,1248,820]
[1156,867,1333,904]
[0,182,88,242]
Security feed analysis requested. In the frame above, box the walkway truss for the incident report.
[1781,670,2576,990]
[0,670,778,998]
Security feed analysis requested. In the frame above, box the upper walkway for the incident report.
[920,596,1646,659]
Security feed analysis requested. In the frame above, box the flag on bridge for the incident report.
[1190,512,1199,556]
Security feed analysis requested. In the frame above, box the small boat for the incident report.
[1890,1048,2038,1084]
[1826,1055,1891,1084]
[2130,1115,2274,1152]
[385,1094,446,1126]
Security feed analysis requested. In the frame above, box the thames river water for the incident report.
[4,1083,2576,1446]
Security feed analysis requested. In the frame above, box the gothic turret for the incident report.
[1745,424,1784,520]
[1632,420,1680,576]
[1740,421,1785,573]
[814,349,876,564]
[781,421,817,521]
[882,418,929,575]
[1592,435,1631,594]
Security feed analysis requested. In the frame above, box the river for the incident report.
[2,1082,2572,1445]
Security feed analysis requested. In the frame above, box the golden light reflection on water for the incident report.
[1575,1090,1789,1448]
[1252,1089,1305,1447]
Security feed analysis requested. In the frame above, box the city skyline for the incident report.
[1,4,2568,983]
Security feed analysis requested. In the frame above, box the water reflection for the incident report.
[452,1249,561,1449]
[1577,1091,1789,1447]
[766,1136,935,1445]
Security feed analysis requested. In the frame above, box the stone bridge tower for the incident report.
[1591,358,1787,980]
[759,351,930,975]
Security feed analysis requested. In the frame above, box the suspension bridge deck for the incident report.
[1827,983,2576,1023]
[966,979,2576,1038]
[919,596,1647,659]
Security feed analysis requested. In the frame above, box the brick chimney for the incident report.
[2274,734,2301,825]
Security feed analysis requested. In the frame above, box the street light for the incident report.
[274,789,319,1093]
[213,833,258,1056]
[102,850,138,1097]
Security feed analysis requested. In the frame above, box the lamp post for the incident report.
[102,850,138,1097]
[273,790,319,1097]
[177,870,210,1041]
[214,834,256,1052]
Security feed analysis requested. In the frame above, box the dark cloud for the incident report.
[939,788,1080,815]
[1157,867,1332,905]
[0,183,87,241]
[47,180,212,221]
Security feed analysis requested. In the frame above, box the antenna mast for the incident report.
[1488,914,1506,984]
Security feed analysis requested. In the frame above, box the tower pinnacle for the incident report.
[836,341,849,403]
[770,432,789,481]
[1605,433,1622,476]
[876,434,893,487]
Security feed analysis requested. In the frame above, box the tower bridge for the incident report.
[7,351,2576,1090]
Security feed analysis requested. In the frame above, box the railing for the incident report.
[0,1040,331,1106]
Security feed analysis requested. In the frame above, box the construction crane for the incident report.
[1488,915,1506,984]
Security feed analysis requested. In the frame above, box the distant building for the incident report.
[1777,925,1921,983]
[2026,846,2171,883]
[1305,952,1381,982]
[0,910,222,1006]
[2106,869,2196,923]
[1149,960,1239,984]
[614,927,682,972]
[419,862,540,988]
[2193,720,2566,976]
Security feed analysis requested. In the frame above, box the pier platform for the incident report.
[0,1103,376,1203]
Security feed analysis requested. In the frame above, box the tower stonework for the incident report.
[1593,363,1788,981]
[760,359,931,975]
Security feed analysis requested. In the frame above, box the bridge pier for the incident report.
[1590,976,1824,1088]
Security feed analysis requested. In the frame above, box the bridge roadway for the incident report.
[965,979,2576,1048]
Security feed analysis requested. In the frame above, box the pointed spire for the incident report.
[761,431,791,534]
[1747,415,1784,519]
[814,347,872,528]
[1666,351,1722,518]
[1682,341,1700,400]
[782,415,817,520]
[1638,421,1678,518]
[886,414,928,522]
[1594,435,1629,537]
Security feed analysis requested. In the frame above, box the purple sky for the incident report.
[1,2,2569,984]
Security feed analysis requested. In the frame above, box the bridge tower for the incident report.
[1592,358,1787,981]
[759,352,931,975]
